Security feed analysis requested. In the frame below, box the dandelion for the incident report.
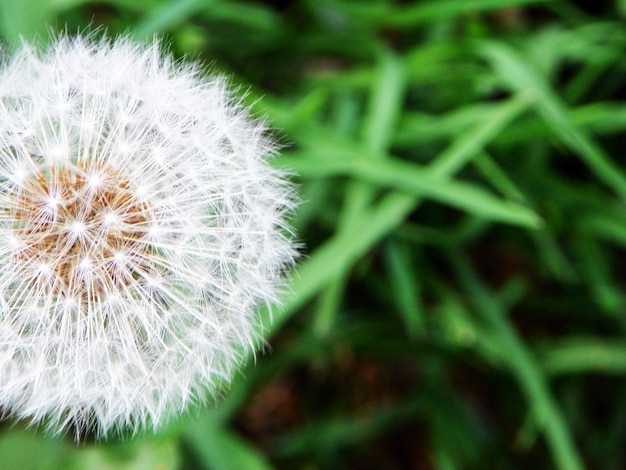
[0,35,297,438]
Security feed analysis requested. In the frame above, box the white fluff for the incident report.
[0,35,297,437]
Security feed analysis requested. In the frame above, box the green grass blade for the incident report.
[360,48,406,154]
[0,0,52,46]
[312,275,347,337]
[539,338,626,376]
[339,0,554,27]
[184,418,274,470]
[428,91,534,175]
[133,0,215,39]
[384,240,425,337]
[284,155,541,228]
[473,152,526,202]
[314,48,407,337]
[479,41,626,200]
[341,47,406,227]
[451,256,584,470]
[270,192,418,333]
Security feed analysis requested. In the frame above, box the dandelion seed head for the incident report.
[0,34,297,438]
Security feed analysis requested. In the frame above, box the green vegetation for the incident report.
[0,1,624,469]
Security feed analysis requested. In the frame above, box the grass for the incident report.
[0,1,624,469]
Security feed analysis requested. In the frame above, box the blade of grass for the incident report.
[564,55,617,104]
[338,0,553,28]
[428,91,534,175]
[63,439,180,470]
[360,48,406,155]
[308,94,358,336]
[312,276,348,337]
[340,47,406,228]
[395,103,499,147]
[398,217,489,247]
[581,213,626,246]
[272,192,418,332]
[398,102,626,147]
[384,240,425,337]
[314,48,406,337]
[283,154,541,228]
[184,415,275,470]
[0,0,52,46]
[450,255,584,470]
[133,0,217,39]
[479,41,626,200]
[0,429,69,470]
[271,397,424,458]
[530,230,578,283]
[199,2,282,33]
[472,152,526,202]
[434,285,504,365]
[538,338,626,376]
[572,235,624,314]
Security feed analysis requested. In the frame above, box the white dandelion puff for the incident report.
[0,34,298,438]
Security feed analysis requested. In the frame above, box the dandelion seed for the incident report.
[0,34,298,438]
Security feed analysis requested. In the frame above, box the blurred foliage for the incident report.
[0,0,625,469]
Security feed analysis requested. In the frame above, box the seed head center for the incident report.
[12,164,153,300]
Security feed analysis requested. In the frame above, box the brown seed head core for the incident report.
[10,163,152,301]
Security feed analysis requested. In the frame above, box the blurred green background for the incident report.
[0,0,625,469]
